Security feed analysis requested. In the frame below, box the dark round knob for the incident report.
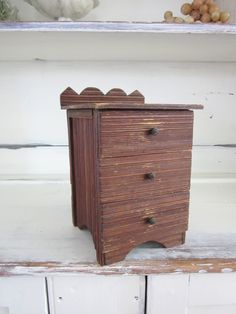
[145,217,156,225]
[148,128,159,136]
[145,173,155,180]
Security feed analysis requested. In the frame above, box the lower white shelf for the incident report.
[0,181,235,275]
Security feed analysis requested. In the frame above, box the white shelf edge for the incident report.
[0,21,236,34]
[1,22,236,61]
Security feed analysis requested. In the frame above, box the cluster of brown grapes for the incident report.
[164,0,230,24]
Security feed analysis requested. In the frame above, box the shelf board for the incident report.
[0,22,236,61]
[0,182,236,276]
[1,21,236,34]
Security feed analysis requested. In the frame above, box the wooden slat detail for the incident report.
[80,87,103,96]
[100,110,194,157]
[100,192,189,263]
[60,87,202,110]
[103,232,186,265]
[68,113,97,239]
[99,152,191,203]
[106,88,127,96]
[62,103,203,110]
[61,87,145,107]
[67,111,106,265]
[67,110,93,119]
[62,88,199,265]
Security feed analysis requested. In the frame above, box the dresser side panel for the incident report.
[67,110,98,239]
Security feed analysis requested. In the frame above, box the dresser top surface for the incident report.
[60,87,203,111]
[62,102,203,110]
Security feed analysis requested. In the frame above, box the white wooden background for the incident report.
[0,62,235,175]
[0,61,235,233]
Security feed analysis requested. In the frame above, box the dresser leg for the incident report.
[77,224,88,230]
[73,215,88,229]
[160,232,186,248]
[98,232,187,266]
[98,250,130,266]
[73,208,88,230]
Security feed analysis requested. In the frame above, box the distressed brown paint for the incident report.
[61,87,203,266]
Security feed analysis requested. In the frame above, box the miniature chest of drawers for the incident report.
[61,87,203,265]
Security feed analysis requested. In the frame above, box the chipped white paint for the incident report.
[174,269,184,273]
[221,268,233,273]
[0,264,145,277]
[198,270,208,274]
[197,264,213,267]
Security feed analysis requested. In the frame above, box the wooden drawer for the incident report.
[100,110,193,157]
[101,192,189,255]
[99,151,192,203]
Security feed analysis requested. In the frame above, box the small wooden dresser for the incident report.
[61,87,203,265]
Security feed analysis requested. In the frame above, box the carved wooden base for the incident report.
[75,215,186,265]
[100,233,186,266]
[79,226,186,266]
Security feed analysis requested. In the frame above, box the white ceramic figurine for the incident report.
[24,0,99,20]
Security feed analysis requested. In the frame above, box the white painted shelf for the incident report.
[1,22,236,61]
[0,182,236,276]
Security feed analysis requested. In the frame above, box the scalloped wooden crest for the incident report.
[106,88,127,96]
[61,87,144,107]
[80,87,104,96]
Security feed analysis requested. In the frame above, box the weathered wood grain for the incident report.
[100,153,191,203]
[62,103,203,110]
[61,87,145,106]
[67,110,97,237]
[102,193,189,238]
[62,87,200,265]
[100,110,194,157]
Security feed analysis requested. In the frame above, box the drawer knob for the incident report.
[145,172,156,180]
[148,127,159,135]
[145,217,156,225]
